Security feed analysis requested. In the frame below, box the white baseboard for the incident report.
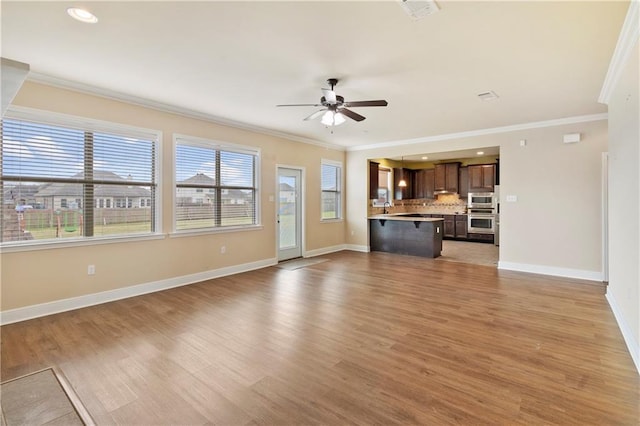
[498,261,604,282]
[304,244,348,258]
[606,291,640,375]
[0,257,277,326]
[344,244,370,253]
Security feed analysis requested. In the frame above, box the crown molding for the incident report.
[347,113,608,152]
[26,72,345,152]
[25,73,610,154]
[599,0,639,104]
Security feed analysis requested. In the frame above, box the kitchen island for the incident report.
[369,214,444,258]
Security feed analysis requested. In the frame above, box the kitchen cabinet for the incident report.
[443,215,455,238]
[455,215,468,238]
[468,164,495,192]
[412,168,435,199]
[443,214,468,239]
[458,167,469,199]
[412,169,426,199]
[394,168,413,200]
[425,169,435,199]
[435,163,460,193]
[369,161,379,199]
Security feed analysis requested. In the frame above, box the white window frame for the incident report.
[372,166,393,207]
[171,134,262,236]
[320,159,343,222]
[1,106,163,252]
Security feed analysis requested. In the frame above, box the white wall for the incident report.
[606,38,639,371]
[347,118,608,281]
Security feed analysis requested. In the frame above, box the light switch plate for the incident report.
[506,195,518,202]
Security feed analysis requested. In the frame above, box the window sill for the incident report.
[321,218,343,224]
[170,224,264,238]
[0,233,166,253]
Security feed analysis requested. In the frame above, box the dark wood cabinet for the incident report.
[412,169,426,199]
[455,215,468,238]
[425,169,435,199]
[434,164,446,192]
[412,168,435,199]
[468,164,495,192]
[442,214,468,240]
[458,166,469,199]
[435,163,460,193]
[445,163,459,193]
[394,168,413,200]
[443,215,455,238]
[369,161,379,200]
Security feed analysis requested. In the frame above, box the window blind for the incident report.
[175,137,258,231]
[1,115,158,244]
[321,161,341,220]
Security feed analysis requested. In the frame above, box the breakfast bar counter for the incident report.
[368,214,444,258]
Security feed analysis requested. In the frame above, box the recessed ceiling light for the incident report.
[421,156,428,160]
[67,7,98,23]
[477,151,485,155]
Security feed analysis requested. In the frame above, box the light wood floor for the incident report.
[2,251,638,425]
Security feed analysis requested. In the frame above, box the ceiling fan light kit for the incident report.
[321,111,346,127]
[277,78,388,127]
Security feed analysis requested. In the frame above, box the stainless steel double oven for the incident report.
[468,192,497,235]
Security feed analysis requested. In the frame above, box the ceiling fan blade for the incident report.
[276,103,323,107]
[322,88,337,105]
[343,100,388,107]
[303,109,327,121]
[339,108,366,122]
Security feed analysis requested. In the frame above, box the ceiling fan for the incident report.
[276,78,388,126]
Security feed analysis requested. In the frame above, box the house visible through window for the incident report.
[1,112,159,244]
[321,160,342,220]
[174,135,259,231]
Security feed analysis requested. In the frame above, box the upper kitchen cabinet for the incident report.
[435,163,460,193]
[459,166,469,198]
[369,161,379,199]
[394,168,413,200]
[412,168,435,199]
[468,164,495,192]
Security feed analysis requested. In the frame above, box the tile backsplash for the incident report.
[369,193,467,215]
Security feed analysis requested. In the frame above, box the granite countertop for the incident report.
[368,214,445,222]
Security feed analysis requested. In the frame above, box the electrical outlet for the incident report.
[220,246,226,254]
[87,265,95,275]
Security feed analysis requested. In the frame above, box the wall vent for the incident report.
[477,91,499,102]
[398,0,439,20]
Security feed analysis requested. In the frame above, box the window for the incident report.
[174,135,259,232]
[1,110,159,245]
[372,167,392,207]
[321,160,342,220]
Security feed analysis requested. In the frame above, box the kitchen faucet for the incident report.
[383,202,391,214]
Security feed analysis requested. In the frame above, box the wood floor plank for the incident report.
[1,251,638,424]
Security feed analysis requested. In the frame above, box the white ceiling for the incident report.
[1,1,628,150]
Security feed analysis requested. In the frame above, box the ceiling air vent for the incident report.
[477,91,499,102]
[398,0,439,20]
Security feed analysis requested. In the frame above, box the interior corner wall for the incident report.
[606,39,639,370]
